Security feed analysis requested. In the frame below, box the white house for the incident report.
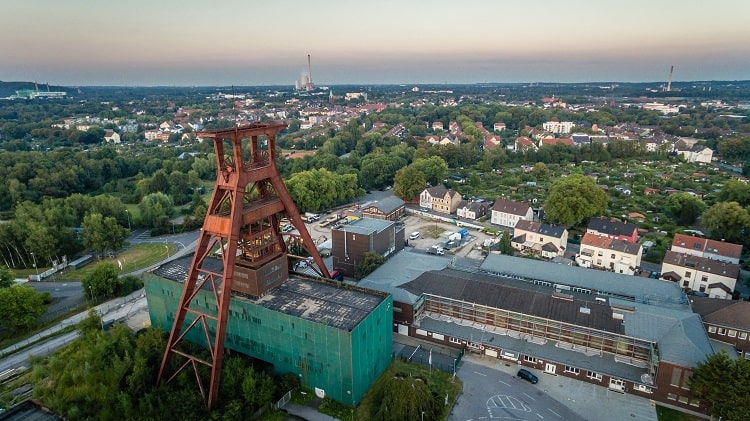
[575,233,642,275]
[661,251,738,299]
[490,199,533,228]
[511,220,568,259]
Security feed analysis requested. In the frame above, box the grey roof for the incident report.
[426,185,449,198]
[363,196,405,214]
[152,255,386,332]
[333,217,395,236]
[357,249,451,304]
[479,253,687,306]
[419,317,648,383]
[662,250,740,279]
[515,220,566,239]
[403,268,624,334]
[691,296,750,329]
[587,217,637,237]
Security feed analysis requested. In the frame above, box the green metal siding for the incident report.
[144,273,392,405]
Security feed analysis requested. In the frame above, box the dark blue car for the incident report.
[517,368,538,384]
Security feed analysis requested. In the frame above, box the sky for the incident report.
[1,0,749,86]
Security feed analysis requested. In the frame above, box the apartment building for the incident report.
[576,233,642,275]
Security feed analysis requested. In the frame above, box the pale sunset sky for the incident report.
[1,0,748,86]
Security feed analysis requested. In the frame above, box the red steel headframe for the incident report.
[156,122,330,409]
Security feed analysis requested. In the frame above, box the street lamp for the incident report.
[88,285,95,303]
[125,209,131,231]
[30,252,39,277]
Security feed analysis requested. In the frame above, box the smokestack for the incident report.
[307,54,313,89]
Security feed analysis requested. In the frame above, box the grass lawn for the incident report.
[655,405,705,421]
[56,243,176,281]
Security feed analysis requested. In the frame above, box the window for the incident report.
[708,326,717,333]
[564,366,580,374]
[685,271,692,278]
[678,396,689,404]
[739,332,747,340]
[667,393,677,401]
[689,398,701,407]
[634,384,652,393]
[586,371,602,381]
[524,356,537,363]
[611,253,615,259]
[450,337,461,344]
[718,328,726,335]
[670,368,682,386]
[683,280,690,287]
[728,330,737,338]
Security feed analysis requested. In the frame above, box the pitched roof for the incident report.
[401,268,625,334]
[691,297,750,329]
[492,199,530,216]
[672,234,742,261]
[587,217,638,237]
[580,232,641,255]
[662,250,740,279]
[425,185,449,198]
[514,220,566,239]
[364,196,404,214]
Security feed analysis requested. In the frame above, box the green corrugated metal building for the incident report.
[144,256,392,405]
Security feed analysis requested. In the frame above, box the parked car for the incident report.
[409,231,420,240]
[517,369,538,384]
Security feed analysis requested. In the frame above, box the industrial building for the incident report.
[331,217,405,278]
[145,255,392,405]
[358,250,715,413]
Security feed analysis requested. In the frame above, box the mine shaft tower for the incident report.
[157,122,330,408]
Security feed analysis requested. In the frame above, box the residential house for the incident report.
[490,199,533,228]
[456,200,489,220]
[678,145,713,164]
[661,251,739,299]
[431,121,444,131]
[576,232,642,275]
[671,234,742,264]
[360,197,406,221]
[587,217,638,243]
[103,130,120,143]
[514,136,538,153]
[691,297,750,359]
[331,218,405,277]
[539,137,573,148]
[511,220,568,259]
[493,122,506,132]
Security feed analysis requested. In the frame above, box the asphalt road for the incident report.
[451,360,584,421]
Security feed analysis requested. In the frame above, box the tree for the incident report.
[393,166,426,201]
[355,251,385,280]
[498,231,513,255]
[83,262,121,300]
[701,202,750,244]
[0,285,46,333]
[531,162,549,181]
[138,192,174,229]
[666,193,707,226]
[82,213,130,257]
[716,179,750,207]
[689,351,750,420]
[0,265,13,288]
[544,174,608,226]
[411,156,448,187]
[372,373,439,421]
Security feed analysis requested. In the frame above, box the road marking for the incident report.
[537,414,544,419]
[474,371,487,376]
[498,380,510,387]
[523,392,536,401]
[548,408,561,417]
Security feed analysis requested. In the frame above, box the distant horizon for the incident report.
[3,1,749,87]
[4,78,750,89]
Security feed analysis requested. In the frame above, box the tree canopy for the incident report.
[666,193,706,226]
[701,201,750,245]
[689,351,750,420]
[543,174,608,226]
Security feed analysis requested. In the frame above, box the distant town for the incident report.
[1,78,749,421]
